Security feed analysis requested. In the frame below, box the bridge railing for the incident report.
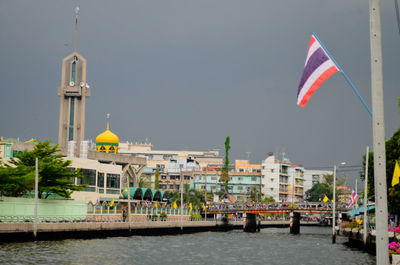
[205,202,348,212]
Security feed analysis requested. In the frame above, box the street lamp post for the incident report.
[180,164,183,231]
[363,146,369,247]
[332,165,336,244]
[205,173,207,220]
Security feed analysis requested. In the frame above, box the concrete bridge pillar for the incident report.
[243,213,260,233]
[290,212,300,234]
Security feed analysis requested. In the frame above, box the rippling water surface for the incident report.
[0,227,374,265]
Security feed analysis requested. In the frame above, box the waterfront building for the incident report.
[68,157,122,203]
[119,141,222,192]
[261,154,305,202]
[337,186,351,203]
[303,169,333,193]
[235,160,261,173]
[119,141,222,169]
[0,141,12,161]
[190,170,261,202]
[146,158,200,192]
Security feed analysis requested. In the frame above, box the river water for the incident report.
[0,227,374,265]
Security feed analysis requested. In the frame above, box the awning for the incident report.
[346,205,375,217]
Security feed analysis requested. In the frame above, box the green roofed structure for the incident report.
[121,187,169,202]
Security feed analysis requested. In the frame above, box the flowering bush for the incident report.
[389,241,400,256]
[390,226,400,233]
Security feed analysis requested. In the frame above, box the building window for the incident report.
[161,175,167,179]
[238,177,242,181]
[78,169,96,186]
[106,174,120,189]
[238,186,243,190]
[98,172,104,187]
[271,169,274,173]
[251,177,257,181]
[169,184,175,189]
[211,176,216,181]
[170,176,175,180]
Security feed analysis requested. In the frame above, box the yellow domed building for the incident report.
[96,122,119,154]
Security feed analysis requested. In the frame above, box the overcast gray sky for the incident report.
[1,1,399,181]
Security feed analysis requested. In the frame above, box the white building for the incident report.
[303,169,333,193]
[261,154,305,203]
[261,155,280,201]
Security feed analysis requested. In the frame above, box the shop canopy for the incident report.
[346,205,375,217]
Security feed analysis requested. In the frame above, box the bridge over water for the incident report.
[206,202,348,215]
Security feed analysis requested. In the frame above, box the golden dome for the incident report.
[96,123,119,144]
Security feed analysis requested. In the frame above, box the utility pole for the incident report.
[180,164,183,231]
[34,158,38,240]
[205,173,207,220]
[127,174,131,224]
[332,165,336,244]
[370,0,389,263]
[363,146,369,247]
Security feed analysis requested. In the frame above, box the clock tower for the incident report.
[58,7,90,156]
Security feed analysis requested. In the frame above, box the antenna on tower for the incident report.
[74,6,80,53]
[246,152,251,161]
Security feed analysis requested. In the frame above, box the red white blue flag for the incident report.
[347,189,359,209]
[297,34,340,107]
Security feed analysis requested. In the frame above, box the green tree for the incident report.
[138,174,152,188]
[220,136,230,192]
[169,188,207,208]
[248,186,261,202]
[361,127,400,214]
[154,169,160,190]
[0,141,83,198]
[305,183,331,202]
[323,173,348,188]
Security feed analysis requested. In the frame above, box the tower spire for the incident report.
[106,113,110,130]
[74,6,79,53]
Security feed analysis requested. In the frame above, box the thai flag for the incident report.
[347,190,359,209]
[297,34,340,107]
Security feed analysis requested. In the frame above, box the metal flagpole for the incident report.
[370,0,389,263]
[332,165,336,244]
[34,158,38,240]
[355,179,358,208]
[363,146,369,247]
[180,164,183,231]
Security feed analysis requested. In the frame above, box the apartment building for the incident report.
[261,154,305,202]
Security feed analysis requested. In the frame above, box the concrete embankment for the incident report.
[0,221,231,242]
[0,220,322,242]
[338,228,400,254]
